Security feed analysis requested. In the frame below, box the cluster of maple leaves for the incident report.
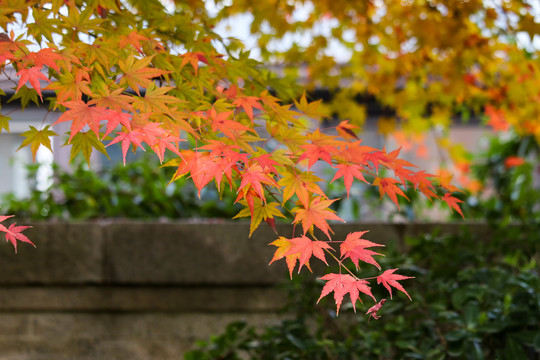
[0,0,467,316]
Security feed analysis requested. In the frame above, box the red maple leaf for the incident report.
[0,218,34,253]
[366,299,386,321]
[293,197,344,239]
[318,273,376,315]
[238,164,277,201]
[16,66,50,100]
[102,109,132,138]
[283,235,332,272]
[148,132,183,163]
[106,128,146,164]
[442,193,464,218]
[377,269,413,300]
[253,153,280,174]
[504,156,525,168]
[340,231,385,270]
[331,163,367,197]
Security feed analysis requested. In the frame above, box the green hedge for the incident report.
[186,225,540,360]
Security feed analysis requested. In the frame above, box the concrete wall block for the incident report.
[103,222,289,285]
[0,286,285,312]
[0,223,103,284]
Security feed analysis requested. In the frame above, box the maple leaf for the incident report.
[292,197,344,239]
[298,129,342,169]
[133,84,184,116]
[149,132,183,163]
[53,100,108,141]
[318,273,376,315]
[46,68,93,102]
[293,92,327,119]
[25,48,64,71]
[340,231,385,270]
[366,299,386,321]
[101,109,132,138]
[186,152,237,194]
[373,177,409,209]
[208,107,254,140]
[278,170,325,207]
[436,169,461,193]
[377,269,414,300]
[17,125,57,161]
[88,88,135,112]
[180,51,207,75]
[485,105,510,131]
[16,66,50,100]
[106,128,146,165]
[504,156,525,168]
[0,220,34,253]
[282,235,332,273]
[234,199,285,236]
[253,152,281,174]
[0,114,10,132]
[269,237,310,279]
[68,131,109,166]
[119,30,150,53]
[442,193,464,218]
[233,96,263,122]
[336,120,359,140]
[331,163,368,197]
[238,164,277,202]
[118,54,168,95]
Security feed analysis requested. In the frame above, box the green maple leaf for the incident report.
[67,131,109,166]
[0,114,10,132]
[234,199,285,236]
[17,125,57,161]
[8,85,39,110]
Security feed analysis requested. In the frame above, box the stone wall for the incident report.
[0,221,486,359]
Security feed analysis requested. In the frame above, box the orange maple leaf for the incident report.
[54,100,108,141]
[179,51,207,75]
[208,107,254,139]
[23,48,64,72]
[292,197,344,239]
[298,129,342,169]
[283,235,333,273]
[318,273,376,315]
[278,170,325,207]
[118,55,168,95]
[46,68,93,102]
[232,96,263,122]
[485,105,510,131]
[269,237,311,279]
[336,120,359,140]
